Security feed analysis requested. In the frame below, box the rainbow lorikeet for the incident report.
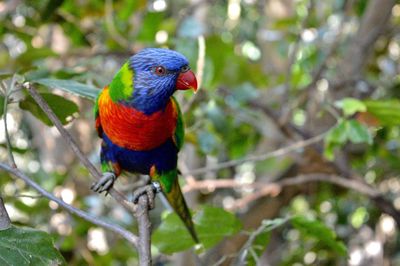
[92,48,198,242]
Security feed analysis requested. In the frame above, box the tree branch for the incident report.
[136,196,152,266]
[183,131,326,176]
[0,162,139,247]
[184,173,380,210]
[0,196,11,230]
[1,79,17,168]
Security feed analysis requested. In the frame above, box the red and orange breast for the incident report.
[97,87,178,151]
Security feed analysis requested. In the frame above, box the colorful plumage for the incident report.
[93,48,198,242]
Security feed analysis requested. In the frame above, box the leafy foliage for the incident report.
[324,119,372,160]
[291,216,347,256]
[0,226,66,266]
[19,93,79,126]
[33,79,99,100]
[153,205,242,254]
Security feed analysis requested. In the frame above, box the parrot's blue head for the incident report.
[129,48,197,114]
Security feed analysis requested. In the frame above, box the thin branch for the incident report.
[184,173,380,211]
[0,196,11,230]
[234,217,290,266]
[1,79,17,168]
[183,131,326,176]
[136,196,152,266]
[24,83,135,213]
[0,162,139,247]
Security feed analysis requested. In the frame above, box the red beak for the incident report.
[176,70,198,92]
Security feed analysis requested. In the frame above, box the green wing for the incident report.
[172,96,185,151]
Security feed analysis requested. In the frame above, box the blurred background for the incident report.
[0,0,400,265]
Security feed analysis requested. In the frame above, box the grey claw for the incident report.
[151,181,162,193]
[132,182,162,210]
[91,172,116,194]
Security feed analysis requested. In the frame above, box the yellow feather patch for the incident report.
[121,63,133,97]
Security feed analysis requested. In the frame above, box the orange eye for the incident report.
[154,66,166,76]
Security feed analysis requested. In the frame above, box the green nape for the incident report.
[108,62,134,102]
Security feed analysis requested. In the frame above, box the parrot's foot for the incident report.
[91,172,116,194]
[132,181,162,210]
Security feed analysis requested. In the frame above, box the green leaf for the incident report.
[335,98,366,117]
[364,100,400,126]
[152,212,195,254]
[153,206,242,254]
[346,120,372,144]
[246,231,270,266]
[33,79,100,100]
[291,216,347,256]
[325,120,347,144]
[19,93,79,126]
[324,119,372,160]
[195,205,242,249]
[0,226,66,265]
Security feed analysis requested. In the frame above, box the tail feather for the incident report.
[163,178,199,243]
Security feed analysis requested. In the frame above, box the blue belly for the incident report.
[102,133,178,174]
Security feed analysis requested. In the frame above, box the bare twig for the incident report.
[184,173,380,211]
[184,173,378,196]
[1,79,17,168]
[136,196,152,266]
[234,217,290,266]
[0,196,11,230]
[183,131,326,176]
[0,162,139,247]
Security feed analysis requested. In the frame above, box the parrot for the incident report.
[91,48,199,243]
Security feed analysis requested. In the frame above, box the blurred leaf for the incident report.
[0,226,66,265]
[19,93,79,126]
[137,12,165,42]
[325,120,347,145]
[42,0,65,21]
[364,100,400,126]
[324,119,372,159]
[350,207,368,228]
[33,79,99,100]
[246,231,270,266]
[153,206,242,254]
[152,212,195,254]
[335,98,367,117]
[16,48,56,66]
[195,205,242,249]
[291,216,347,256]
[346,120,372,144]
